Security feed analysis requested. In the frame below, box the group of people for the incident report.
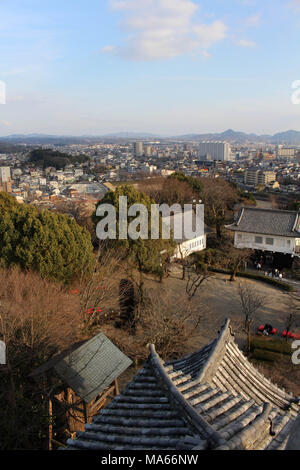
[254,258,264,271]
[254,259,283,279]
[264,268,283,279]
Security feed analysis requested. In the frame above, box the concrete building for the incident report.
[144,145,152,157]
[198,142,232,162]
[244,168,276,187]
[133,141,143,157]
[276,147,295,158]
[0,166,12,193]
[0,166,11,183]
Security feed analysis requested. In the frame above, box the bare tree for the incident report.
[227,247,251,281]
[77,242,121,333]
[201,178,238,239]
[238,281,266,353]
[284,292,300,342]
[0,267,83,449]
[138,288,206,360]
[185,261,211,301]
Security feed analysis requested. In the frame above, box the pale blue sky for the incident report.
[0,0,300,136]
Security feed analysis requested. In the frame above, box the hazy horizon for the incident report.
[1,0,300,136]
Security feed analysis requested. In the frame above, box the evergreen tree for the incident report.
[0,193,94,283]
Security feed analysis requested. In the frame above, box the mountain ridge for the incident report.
[0,129,300,145]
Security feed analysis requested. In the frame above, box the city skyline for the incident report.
[1,0,300,136]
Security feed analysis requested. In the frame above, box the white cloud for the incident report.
[245,14,261,27]
[237,39,256,47]
[104,0,227,60]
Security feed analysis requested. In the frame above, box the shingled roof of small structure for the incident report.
[65,320,300,451]
[226,207,300,238]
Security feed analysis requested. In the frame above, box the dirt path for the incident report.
[142,270,293,349]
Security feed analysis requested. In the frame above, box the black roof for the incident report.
[227,207,300,238]
[65,320,299,451]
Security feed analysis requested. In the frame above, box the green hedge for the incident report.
[251,338,292,355]
[252,348,284,363]
[207,267,294,291]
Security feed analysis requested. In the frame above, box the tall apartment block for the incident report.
[133,142,143,157]
[198,142,232,161]
[0,166,12,193]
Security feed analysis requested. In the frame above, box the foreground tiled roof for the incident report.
[65,320,300,451]
[226,207,300,238]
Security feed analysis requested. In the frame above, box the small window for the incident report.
[287,240,291,247]
[237,234,242,241]
[266,238,274,246]
[255,236,263,244]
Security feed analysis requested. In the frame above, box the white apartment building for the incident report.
[198,142,232,162]
[0,166,11,183]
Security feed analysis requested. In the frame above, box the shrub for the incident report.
[207,267,294,291]
[252,348,284,362]
[251,338,292,355]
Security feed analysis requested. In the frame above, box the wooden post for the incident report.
[83,401,88,424]
[49,397,53,451]
[114,378,120,396]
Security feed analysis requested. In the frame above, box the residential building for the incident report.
[277,147,295,158]
[198,142,232,162]
[244,168,276,187]
[133,141,143,157]
[0,166,12,193]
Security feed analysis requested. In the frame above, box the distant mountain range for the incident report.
[176,129,300,145]
[1,129,300,145]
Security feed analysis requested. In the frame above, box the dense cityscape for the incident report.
[1,135,300,209]
[1,0,300,459]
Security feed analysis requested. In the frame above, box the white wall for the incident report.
[173,235,206,260]
[234,231,300,256]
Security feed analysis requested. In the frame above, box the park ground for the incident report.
[117,269,300,396]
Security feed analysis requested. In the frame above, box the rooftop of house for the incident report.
[226,207,300,238]
[64,320,300,451]
[30,332,132,404]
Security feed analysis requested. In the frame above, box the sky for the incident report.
[0,0,300,136]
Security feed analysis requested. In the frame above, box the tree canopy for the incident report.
[94,185,176,278]
[0,192,94,283]
[28,148,89,169]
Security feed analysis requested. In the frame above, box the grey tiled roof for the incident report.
[54,332,132,404]
[226,207,300,238]
[65,320,300,451]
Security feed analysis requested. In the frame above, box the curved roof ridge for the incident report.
[165,341,215,375]
[197,318,235,384]
[149,344,227,449]
[241,206,299,215]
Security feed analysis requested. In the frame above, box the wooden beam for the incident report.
[114,379,120,396]
[90,385,115,412]
[48,397,53,451]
